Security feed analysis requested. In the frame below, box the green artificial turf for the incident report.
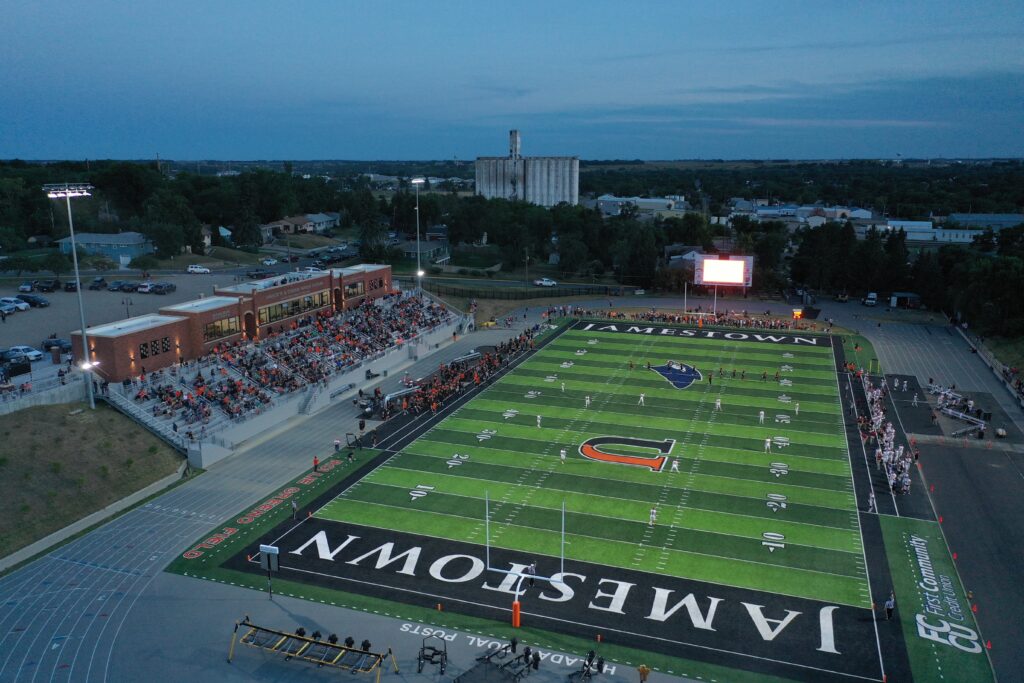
[317,326,871,607]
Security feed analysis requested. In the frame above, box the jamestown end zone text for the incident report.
[573,321,832,347]
[229,518,880,681]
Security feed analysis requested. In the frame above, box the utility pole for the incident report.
[524,247,531,291]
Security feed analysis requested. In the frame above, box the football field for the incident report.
[316,320,868,608]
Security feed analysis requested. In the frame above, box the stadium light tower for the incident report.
[411,177,425,292]
[44,183,96,409]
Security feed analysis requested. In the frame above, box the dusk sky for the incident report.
[3,0,1023,160]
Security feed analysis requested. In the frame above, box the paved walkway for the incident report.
[0,326,516,683]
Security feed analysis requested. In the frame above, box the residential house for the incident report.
[401,240,450,265]
[57,232,154,265]
[305,212,339,234]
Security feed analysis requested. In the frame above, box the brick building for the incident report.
[73,264,392,381]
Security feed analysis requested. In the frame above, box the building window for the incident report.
[344,281,365,298]
[368,277,385,291]
[257,290,330,326]
[161,337,172,353]
[139,343,149,359]
[204,316,240,342]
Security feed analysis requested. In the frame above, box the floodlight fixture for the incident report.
[44,183,93,199]
[44,182,96,408]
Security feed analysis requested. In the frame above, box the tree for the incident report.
[882,228,910,291]
[620,224,659,288]
[231,174,263,248]
[557,235,588,276]
[145,222,185,257]
[359,221,390,261]
[41,251,72,275]
[1,254,38,276]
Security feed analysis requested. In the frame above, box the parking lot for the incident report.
[0,272,244,356]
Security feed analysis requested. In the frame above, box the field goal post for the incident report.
[484,491,567,628]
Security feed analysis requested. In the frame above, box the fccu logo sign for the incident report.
[907,534,983,654]
[579,436,675,472]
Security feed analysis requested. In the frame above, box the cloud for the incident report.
[734,117,950,129]
[470,83,537,98]
[599,30,1024,62]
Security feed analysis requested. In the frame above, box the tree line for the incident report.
[790,221,1024,337]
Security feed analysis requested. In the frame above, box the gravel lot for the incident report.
[0,272,244,352]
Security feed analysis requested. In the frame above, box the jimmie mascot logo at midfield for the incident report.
[650,360,702,389]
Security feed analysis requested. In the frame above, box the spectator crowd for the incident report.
[121,295,454,432]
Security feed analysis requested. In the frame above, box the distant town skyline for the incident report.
[2,0,1022,160]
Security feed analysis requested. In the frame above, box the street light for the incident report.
[122,296,134,319]
[44,182,96,409]
[411,177,425,292]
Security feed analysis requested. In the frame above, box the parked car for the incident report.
[41,338,73,352]
[187,264,211,274]
[35,279,60,292]
[302,266,326,273]
[119,281,139,292]
[0,348,27,363]
[282,255,300,263]
[152,282,177,294]
[88,277,108,290]
[261,257,278,266]
[0,303,17,317]
[533,278,557,287]
[7,345,44,362]
[245,269,274,279]
[0,297,30,312]
[136,282,156,293]
[311,259,326,269]
[16,294,49,307]
[17,281,34,293]
[63,280,79,292]
[107,280,126,291]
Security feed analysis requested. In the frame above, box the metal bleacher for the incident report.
[229,616,399,681]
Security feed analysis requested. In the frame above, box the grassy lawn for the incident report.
[0,402,184,558]
[205,246,262,265]
[982,336,1024,372]
[450,246,502,269]
[273,234,345,250]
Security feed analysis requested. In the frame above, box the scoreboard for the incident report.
[694,254,754,287]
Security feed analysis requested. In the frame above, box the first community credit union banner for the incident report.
[905,533,983,654]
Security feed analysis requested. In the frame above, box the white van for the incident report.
[862,292,878,306]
